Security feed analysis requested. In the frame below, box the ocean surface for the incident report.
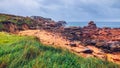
[66,22,120,28]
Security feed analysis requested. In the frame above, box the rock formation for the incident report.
[84,21,97,29]
[0,13,120,64]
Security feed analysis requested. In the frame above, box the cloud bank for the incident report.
[0,0,120,21]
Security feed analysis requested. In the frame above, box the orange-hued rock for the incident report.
[86,46,102,54]
[21,23,29,30]
[95,28,120,41]
[2,21,18,33]
[107,53,120,64]
[19,30,70,48]
[19,29,120,64]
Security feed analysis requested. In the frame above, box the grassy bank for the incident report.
[0,14,32,25]
[0,32,119,68]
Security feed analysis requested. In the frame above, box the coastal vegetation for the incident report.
[0,14,33,25]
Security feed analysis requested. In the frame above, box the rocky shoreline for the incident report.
[0,14,120,53]
[61,21,120,53]
[0,14,120,64]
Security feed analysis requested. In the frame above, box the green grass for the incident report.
[0,14,33,25]
[0,14,34,31]
[0,32,120,68]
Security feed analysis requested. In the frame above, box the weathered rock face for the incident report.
[30,16,67,32]
[62,27,82,41]
[0,14,120,54]
[21,23,29,30]
[56,21,67,27]
[31,16,52,21]
[0,21,30,33]
[2,21,18,33]
[88,21,97,28]
[84,21,97,29]
[59,21,120,53]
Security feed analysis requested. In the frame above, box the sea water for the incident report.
[66,22,120,28]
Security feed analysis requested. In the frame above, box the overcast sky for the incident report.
[0,0,120,22]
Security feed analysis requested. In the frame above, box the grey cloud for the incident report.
[0,0,120,21]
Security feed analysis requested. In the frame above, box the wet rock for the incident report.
[82,48,93,54]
